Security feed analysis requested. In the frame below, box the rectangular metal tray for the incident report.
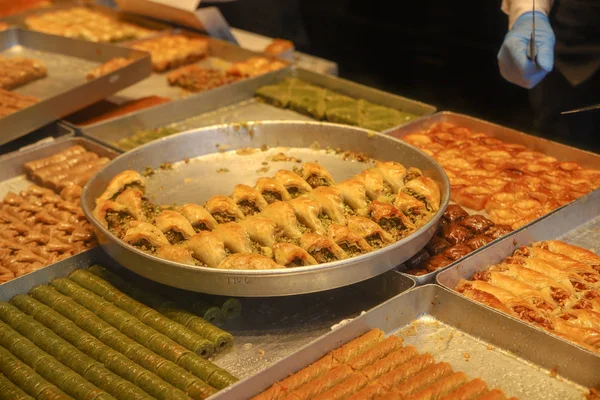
[0,122,74,158]
[437,189,600,352]
[386,111,600,169]
[0,28,152,146]
[0,136,119,283]
[216,284,599,399]
[0,246,416,380]
[78,66,437,150]
[387,112,600,285]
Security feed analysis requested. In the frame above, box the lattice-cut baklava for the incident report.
[94,160,441,270]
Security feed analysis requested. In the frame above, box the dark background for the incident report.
[217,0,535,134]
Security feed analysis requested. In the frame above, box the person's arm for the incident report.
[497,0,556,89]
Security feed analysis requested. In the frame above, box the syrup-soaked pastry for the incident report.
[456,279,553,329]
[239,216,278,247]
[517,246,600,280]
[93,200,130,228]
[213,222,254,254]
[154,210,196,243]
[255,177,292,203]
[260,201,304,239]
[205,195,245,223]
[346,216,394,248]
[374,161,407,192]
[443,244,472,261]
[404,176,441,212]
[440,378,489,400]
[308,187,347,225]
[506,255,591,290]
[550,318,600,351]
[217,253,283,270]
[535,240,600,269]
[300,233,347,263]
[441,223,472,245]
[24,145,87,173]
[559,309,600,331]
[386,363,453,399]
[423,254,452,272]
[178,203,218,231]
[426,236,451,255]
[115,188,146,221]
[394,192,428,222]
[274,170,313,198]
[466,235,493,250]
[123,221,170,249]
[288,197,323,233]
[489,263,576,299]
[97,170,144,202]
[473,270,558,312]
[302,162,335,188]
[327,224,373,256]
[336,179,369,216]
[404,167,424,182]
[456,281,515,315]
[273,242,318,267]
[231,184,269,215]
[356,169,389,201]
[482,224,512,240]
[157,244,196,265]
[186,231,227,268]
[459,215,494,235]
[369,201,415,237]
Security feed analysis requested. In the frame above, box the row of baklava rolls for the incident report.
[94,160,441,269]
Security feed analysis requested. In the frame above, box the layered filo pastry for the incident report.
[457,241,600,353]
[95,161,441,270]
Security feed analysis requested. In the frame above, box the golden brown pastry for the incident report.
[213,222,255,254]
[374,161,407,192]
[255,178,292,204]
[274,170,313,198]
[307,187,346,225]
[157,244,196,265]
[336,179,369,216]
[302,162,335,188]
[178,203,218,231]
[186,231,227,268]
[154,210,196,243]
[123,221,170,249]
[300,233,347,263]
[272,242,318,267]
[404,176,441,212]
[205,195,246,223]
[356,169,390,201]
[288,197,323,234]
[327,224,373,256]
[238,216,279,247]
[97,170,144,202]
[232,184,269,215]
[114,188,146,221]
[346,216,394,247]
[217,253,283,270]
[260,201,304,239]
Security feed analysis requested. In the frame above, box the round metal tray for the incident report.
[82,121,450,296]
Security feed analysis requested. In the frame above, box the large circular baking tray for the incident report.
[82,121,450,296]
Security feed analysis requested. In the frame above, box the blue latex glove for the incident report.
[498,11,555,89]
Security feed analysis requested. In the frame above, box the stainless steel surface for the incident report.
[437,188,600,353]
[387,112,600,284]
[561,103,600,115]
[0,28,151,146]
[0,122,74,158]
[216,284,598,399]
[79,66,437,147]
[0,245,415,380]
[81,121,450,296]
[386,111,600,169]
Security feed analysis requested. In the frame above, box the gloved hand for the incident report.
[498,11,555,89]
